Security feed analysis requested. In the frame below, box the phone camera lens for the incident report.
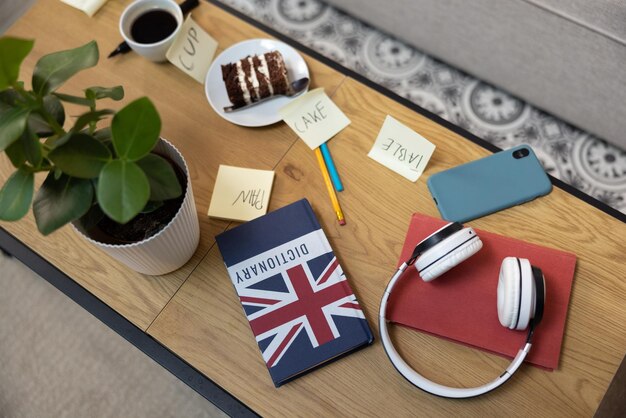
[513,148,530,159]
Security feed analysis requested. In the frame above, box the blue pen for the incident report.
[320,142,344,192]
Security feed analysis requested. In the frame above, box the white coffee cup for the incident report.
[119,0,183,62]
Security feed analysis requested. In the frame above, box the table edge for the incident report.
[2,0,624,415]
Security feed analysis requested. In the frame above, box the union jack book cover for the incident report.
[215,199,373,387]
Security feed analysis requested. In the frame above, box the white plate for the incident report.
[205,39,310,127]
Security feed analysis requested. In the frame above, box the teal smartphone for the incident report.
[427,145,552,222]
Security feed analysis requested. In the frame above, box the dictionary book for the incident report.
[215,199,373,387]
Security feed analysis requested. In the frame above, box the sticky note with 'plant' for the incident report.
[208,165,275,222]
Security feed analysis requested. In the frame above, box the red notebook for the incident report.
[386,214,577,370]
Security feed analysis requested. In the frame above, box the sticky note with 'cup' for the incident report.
[166,15,218,83]
[368,115,435,182]
[279,88,351,149]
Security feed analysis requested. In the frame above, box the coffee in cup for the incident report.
[119,0,183,62]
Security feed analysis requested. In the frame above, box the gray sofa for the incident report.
[325,0,626,150]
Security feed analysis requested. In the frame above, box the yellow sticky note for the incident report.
[368,115,436,182]
[166,15,218,83]
[279,88,351,149]
[208,165,275,222]
[60,0,108,17]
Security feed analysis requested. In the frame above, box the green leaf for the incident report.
[85,86,124,101]
[45,132,72,149]
[5,139,25,168]
[28,94,65,137]
[97,159,150,224]
[77,203,104,231]
[93,128,114,155]
[20,126,42,167]
[93,127,111,142]
[141,200,163,214]
[32,40,98,96]
[44,94,65,125]
[27,113,50,136]
[53,92,93,107]
[33,172,93,235]
[111,97,160,161]
[48,133,111,178]
[0,107,30,151]
[0,168,34,221]
[0,88,20,108]
[0,37,34,90]
[71,109,113,132]
[5,127,43,168]
[136,154,182,201]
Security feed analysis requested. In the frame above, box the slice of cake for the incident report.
[221,51,291,109]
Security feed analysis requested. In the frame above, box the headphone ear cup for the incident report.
[420,237,483,282]
[531,266,545,326]
[497,258,520,329]
[497,257,535,330]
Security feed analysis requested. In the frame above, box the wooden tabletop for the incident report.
[2,0,626,416]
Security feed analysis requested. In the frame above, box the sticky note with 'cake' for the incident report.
[279,88,351,149]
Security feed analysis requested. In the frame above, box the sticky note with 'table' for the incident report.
[166,15,218,83]
[368,115,435,182]
[279,88,351,149]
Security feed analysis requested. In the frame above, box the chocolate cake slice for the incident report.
[221,50,291,109]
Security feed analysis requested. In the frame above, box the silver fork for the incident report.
[223,77,310,112]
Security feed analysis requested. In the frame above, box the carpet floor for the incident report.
[0,252,226,418]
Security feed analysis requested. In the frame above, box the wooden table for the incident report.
[2,0,625,416]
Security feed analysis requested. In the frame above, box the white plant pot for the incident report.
[73,138,200,275]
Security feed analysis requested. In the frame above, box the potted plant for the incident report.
[0,37,199,275]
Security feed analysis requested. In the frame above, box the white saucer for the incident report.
[205,39,310,127]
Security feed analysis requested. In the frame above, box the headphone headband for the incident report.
[380,223,545,398]
[408,222,463,264]
[379,265,534,398]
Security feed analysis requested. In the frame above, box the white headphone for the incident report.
[379,222,546,398]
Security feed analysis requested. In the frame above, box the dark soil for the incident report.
[97,194,185,243]
[94,154,187,244]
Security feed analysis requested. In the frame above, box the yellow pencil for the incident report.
[315,147,346,225]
